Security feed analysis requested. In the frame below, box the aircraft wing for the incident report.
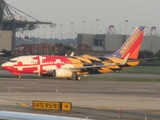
[0,111,94,120]
[70,64,118,72]
[71,56,158,72]
[70,53,131,71]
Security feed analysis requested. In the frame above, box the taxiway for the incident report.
[0,75,160,119]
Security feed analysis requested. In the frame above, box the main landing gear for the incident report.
[75,75,82,81]
[67,75,82,81]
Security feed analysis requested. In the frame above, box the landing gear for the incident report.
[17,75,21,79]
[75,75,82,81]
[67,75,82,81]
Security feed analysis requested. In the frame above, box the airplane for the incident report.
[1,26,145,80]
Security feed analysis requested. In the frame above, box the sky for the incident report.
[4,0,160,39]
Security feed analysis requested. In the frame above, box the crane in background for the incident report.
[0,0,55,53]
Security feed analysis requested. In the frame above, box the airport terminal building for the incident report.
[75,33,160,56]
[1,31,160,56]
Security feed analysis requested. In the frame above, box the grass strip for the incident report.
[0,75,160,82]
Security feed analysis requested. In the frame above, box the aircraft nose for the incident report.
[1,63,5,69]
[1,63,8,70]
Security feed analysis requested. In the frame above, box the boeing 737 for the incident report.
[1,26,145,80]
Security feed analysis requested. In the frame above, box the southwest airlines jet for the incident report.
[1,26,145,80]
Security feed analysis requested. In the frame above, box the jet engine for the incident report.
[53,68,73,78]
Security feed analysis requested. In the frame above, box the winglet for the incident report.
[70,52,74,56]
[65,52,74,56]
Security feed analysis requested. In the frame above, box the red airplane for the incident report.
[1,26,145,80]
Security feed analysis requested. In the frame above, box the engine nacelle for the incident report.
[53,68,73,78]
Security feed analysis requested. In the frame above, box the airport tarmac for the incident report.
[0,72,160,119]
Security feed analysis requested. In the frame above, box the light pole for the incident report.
[132,27,134,33]
[60,24,63,40]
[96,19,99,34]
[119,29,121,34]
[146,26,148,35]
[43,26,45,40]
[55,33,57,42]
[50,23,56,39]
[75,32,77,36]
[51,25,53,39]
[99,30,102,34]
[82,21,85,34]
[125,20,128,35]
[36,24,39,39]
[43,25,47,55]
[71,22,73,39]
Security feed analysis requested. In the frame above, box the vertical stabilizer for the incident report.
[105,26,145,59]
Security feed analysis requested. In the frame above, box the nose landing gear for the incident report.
[17,75,21,79]
[11,72,21,79]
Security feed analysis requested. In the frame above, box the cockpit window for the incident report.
[9,60,17,62]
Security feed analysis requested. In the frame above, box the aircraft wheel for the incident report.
[17,75,21,79]
[75,75,82,81]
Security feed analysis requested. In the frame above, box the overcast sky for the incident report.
[4,0,160,39]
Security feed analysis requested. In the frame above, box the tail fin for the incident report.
[106,26,145,59]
